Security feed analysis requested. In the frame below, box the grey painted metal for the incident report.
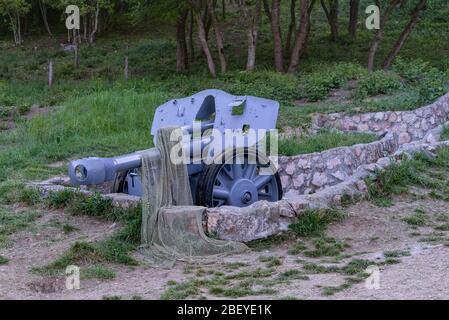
[68,89,281,206]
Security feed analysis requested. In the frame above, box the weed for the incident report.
[288,241,308,255]
[289,208,343,237]
[383,250,411,258]
[258,256,282,268]
[81,265,116,281]
[0,256,9,265]
[277,269,309,281]
[303,237,350,258]
[403,210,427,226]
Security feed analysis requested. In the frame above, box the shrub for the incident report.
[354,71,402,100]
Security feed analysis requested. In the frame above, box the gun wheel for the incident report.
[196,150,283,208]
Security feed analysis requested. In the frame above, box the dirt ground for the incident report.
[1,191,449,300]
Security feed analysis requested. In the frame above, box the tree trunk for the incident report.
[381,0,427,69]
[207,1,227,74]
[367,0,401,71]
[89,1,100,45]
[38,0,52,36]
[262,0,272,21]
[348,0,359,40]
[239,0,262,71]
[222,0,226,20]
[270,0,284,72]
[195,11,217,77]
[286,0,296,55]
[320,0,339,41]
[176,8,189,73]
[288,0,310,73]
[188,10,195,62]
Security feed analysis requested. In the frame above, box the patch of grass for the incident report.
[321,277,365,296]
[303,237,350,258]
[383,250,411,258]
[0,255,9,265]
[62,224,79,234]
[288,240,308,255]
[32,238,137,276]
[277,269,309,282]
[102,295,122,300]
[18,188,41,206]
[419,233,447,243]
[441,125,449,141]
[279,130,377,156]
[81,265,116,281]
[301,258,374,277]
[225,268,275,280]
[435,224,449,231]
[224,262,248,271]
[289,208,343,237]
[0,206,41,246]
[160,280,202,300]
[246,232,296,251]
[366,150,449,205]
[258,256,282,268]
[403,209,427,226]
[382,258,402,265]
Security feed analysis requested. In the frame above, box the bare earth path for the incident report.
[1,192,449,300]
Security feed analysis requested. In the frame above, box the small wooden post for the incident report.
[74,45,80,69]
[124,45,129,81]
[48,61,53,87]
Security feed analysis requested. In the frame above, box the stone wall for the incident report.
[277,133,398,198]
[311,92,449,144]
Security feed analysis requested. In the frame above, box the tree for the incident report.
[381,0,427,69]
[176,6,189,73]
[285,0,296,55]
[320,0,339,41]
[37,0,52,36]
[270,0,283,72]
[367,0,402,71]
[189,0,217,77]
[0,0,31,45]
[287,0,311,73]
[237,0,262,71]
[348,0,358,39]
[207,0,227,74]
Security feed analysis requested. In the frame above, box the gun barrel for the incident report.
[68,137,212,186]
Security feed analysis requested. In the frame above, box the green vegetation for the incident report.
[403,209,428,226]
[289,208,343,237]
[279,130,377,156]
[0,255,9,265]
[0,206,41,246]
[366,148,449,206]
[258,256,282,268]
[81,265,116,281]
[383,250,411,258]
[303,237,350,258]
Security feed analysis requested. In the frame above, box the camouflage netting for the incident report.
[139,127,247,267]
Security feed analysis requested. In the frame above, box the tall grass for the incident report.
[0,89,169,181]
[279,130,378,156]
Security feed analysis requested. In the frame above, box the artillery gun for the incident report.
[68,89,283,208]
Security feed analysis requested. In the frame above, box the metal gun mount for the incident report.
[68,89,283,208]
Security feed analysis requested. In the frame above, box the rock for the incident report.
[312,172,328,187]
[398,132,412,144]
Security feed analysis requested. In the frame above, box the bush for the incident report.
[393,57,449,103]
[353,71,402,100]
[302,63,366,101]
